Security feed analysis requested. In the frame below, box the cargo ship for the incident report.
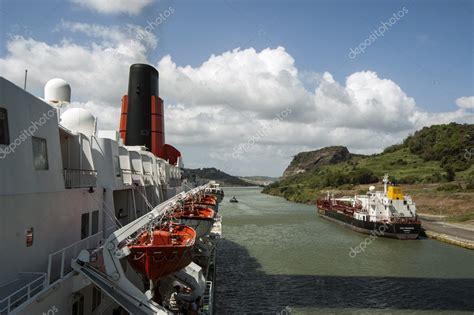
[317,175,421,239]
[0,64,223,314]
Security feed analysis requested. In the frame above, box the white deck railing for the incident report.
[46,231,103,285]
[0,273,46,315]
[0,227,118,314]
[63,169,98,188]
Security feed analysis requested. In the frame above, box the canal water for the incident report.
[215,187,474,314]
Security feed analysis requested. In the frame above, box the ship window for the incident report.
[72,295,84,315]
[81,213,90,239]
[92,286,102,311]
[26,227,33,247]
[91,210,99,235]
[0,108,9,145]
[32,137,49,170]
[114,156,121,177]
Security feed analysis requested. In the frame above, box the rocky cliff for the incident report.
[282,146,351,178]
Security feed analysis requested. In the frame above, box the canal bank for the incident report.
[216,187,474,314]
[419,214,474,250]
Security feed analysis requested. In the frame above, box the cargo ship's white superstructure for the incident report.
[0,65,223,314]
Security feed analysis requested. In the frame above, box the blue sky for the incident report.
[2,0,472,112]
[0,0,473,176]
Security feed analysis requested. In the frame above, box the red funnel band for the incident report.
[119,95,128,141]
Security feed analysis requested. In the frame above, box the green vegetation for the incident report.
[263,123,474,204]
[446,213,474,223]
[436,183,464,192]
[404,123,473,172]
[183,167,253,186]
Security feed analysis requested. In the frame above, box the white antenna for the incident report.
[383,174,389,194]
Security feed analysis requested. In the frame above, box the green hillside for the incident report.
[263,123,474,203]
[183,167,253,186]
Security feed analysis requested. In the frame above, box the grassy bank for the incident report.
[263,181,474,220]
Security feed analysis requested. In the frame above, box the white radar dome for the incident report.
[60,108,96,137]
[44,78,71,105]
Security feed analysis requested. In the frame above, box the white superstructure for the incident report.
[0,75,220,315]
[336,174,418,223]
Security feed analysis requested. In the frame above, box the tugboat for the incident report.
[317,175,421,240]
[229,196,239,203]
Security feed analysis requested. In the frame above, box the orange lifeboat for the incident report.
[185,198,216,206]
[186,194,217,203]
[203,196,218,204]
[127,223,196,280]
[173,207,215,238]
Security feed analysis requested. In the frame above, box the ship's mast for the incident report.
[383,174,389,194]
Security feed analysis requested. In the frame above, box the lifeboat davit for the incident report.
[173,208,215,238]
[127,223,196,280]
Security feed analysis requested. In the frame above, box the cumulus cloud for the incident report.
[60,20,158,49]
[0,21,157,116]
[0,24,472,175]
[71,0,154,15]
[456,96,474,109]
[157,47,310,118]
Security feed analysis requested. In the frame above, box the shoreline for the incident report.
[422,229,474,250]
[414,214,474,250]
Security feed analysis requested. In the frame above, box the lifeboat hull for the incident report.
[127,224,196,280]
[174,208,215,238]
[179,217,214,238]
[184,201,217,211]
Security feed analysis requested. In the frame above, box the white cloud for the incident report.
[60,20,158,49]
[71,0,154,15]
[456,96,474,109]
[157,47,310,118]
[0,26,472,176]
[0,21,157,113]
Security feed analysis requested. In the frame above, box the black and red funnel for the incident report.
[119,64,181,164]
